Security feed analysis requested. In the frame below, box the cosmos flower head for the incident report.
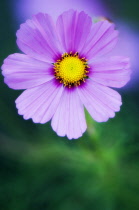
[2,10,130,139]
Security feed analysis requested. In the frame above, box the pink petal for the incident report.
[16,79,63,123]
[81,20,118,60]
[51,88,87,140]
[89,56,131,88]
[78,80,122,122]
[2,53,54,89]
[16,13,61,62]
[56,9,92,53]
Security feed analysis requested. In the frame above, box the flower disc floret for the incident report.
[54,52,89,87]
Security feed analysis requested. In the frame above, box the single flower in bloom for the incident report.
[1,10,130,139]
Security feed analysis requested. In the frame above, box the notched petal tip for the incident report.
[16,12,60,62]
[51,88,87,140]
[56,9,92,53]
[89,55,131,88]
[82,19,119,60]
[78,80,122,123]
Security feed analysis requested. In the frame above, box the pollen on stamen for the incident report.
[53,52,90,88]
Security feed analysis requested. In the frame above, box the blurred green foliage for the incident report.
[1,0,139,210]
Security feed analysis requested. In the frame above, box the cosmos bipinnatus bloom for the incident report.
[1,10,131,139]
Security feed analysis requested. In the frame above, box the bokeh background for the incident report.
[1,0,139,209]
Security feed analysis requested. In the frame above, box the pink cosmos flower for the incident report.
[2,10,130,139]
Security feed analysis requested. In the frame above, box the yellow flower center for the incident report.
[54,52,90,88]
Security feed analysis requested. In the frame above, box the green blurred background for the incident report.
[1,0,139,209]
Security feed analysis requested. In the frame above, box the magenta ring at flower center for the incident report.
[53,52,90,88]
